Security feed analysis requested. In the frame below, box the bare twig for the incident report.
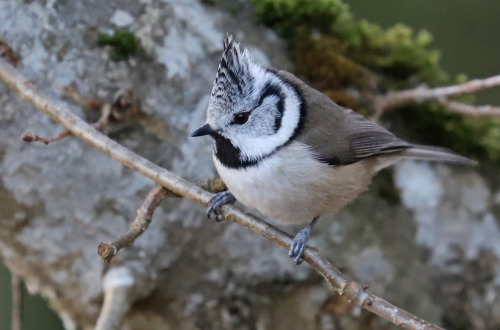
[23,87,139,145]
[62,86,103,111]
[99,177,225,263]
[373,74,500,119]
[0,57,444,329]
[95,267,135,330]
[21,130,72,144]
[94,103,112,129]
[98,186,175,263]
[21,103,112,145]
[99,177,226,263]
[438,99,500,117]
[11,275,22,330]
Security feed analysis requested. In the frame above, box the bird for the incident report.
[191,35,475,264]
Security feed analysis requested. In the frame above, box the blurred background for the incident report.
[0,0,499,329]
[346,0,500,104]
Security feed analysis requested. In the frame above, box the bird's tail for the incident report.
[402,145,477,166]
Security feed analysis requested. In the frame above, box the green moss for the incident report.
[97,30,140,61]
[254,0,348,38]
[254,0,445,85]
[253,0,500,164]
[289,34,371,111]
[291,35,368,90]
[345,22,446,84]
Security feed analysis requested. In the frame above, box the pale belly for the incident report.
[214,142,377,225]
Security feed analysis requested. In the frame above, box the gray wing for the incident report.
[332,110,411,165]
[277,71,410,165]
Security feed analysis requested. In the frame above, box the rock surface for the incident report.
[0,1,499,329]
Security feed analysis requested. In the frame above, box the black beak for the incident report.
[191,124,214,137]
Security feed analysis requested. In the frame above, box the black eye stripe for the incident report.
[228,83,287,128]
[258,82,283,107]
[258,82,285,132]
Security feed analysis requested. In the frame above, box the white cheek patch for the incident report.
[251,96,281,135]
[230,66,302,161]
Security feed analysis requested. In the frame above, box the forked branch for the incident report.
[373,74,500,119]
[21,86,140,145]
[0,57,443,330]
[98,177,225,263]
[98,186,176,263]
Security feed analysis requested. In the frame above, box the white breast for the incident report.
[214,141,377,225]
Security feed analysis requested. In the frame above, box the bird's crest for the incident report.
[210,35,255,106]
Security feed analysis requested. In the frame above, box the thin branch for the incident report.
[62,86,103,111]
[98,186,175,263]
[99,178,225,263]
[22,87,137,145]
[373,74,500,119]
[11,275,22,330]
[95,267,136,330]
[22,130,72,144]
[438,99,500,117]
[94,103,113,129]
[22,101,112,145]
[0,56,444,330]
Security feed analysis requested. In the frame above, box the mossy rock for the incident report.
[97,30,140,61]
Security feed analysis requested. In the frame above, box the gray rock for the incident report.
[110,10,135,28]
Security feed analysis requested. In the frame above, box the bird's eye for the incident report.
[232,112,250,125]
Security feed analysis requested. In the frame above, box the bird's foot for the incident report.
[289,226,311,265]
[206,191,236,222]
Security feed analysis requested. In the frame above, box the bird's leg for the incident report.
[289,217,319,265]
[206,191,236,222]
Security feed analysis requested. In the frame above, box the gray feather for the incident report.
[402,145,477,165]
[277,70,410,165]
[276,70,476,166]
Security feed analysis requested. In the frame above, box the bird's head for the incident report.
[191,35,304,167]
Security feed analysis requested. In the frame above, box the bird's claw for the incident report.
[206,191,236,222]
[289,226,311,265]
